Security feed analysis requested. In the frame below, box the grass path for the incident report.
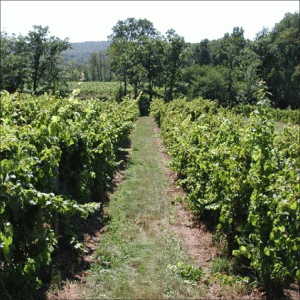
[75,116,208,299]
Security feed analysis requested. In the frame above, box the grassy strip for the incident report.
[81,117,207,299]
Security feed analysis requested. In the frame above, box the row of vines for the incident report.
[150,92,299,294]
[232,103,300,125]
[0,89,139,297]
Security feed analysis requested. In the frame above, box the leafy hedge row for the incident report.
[67,81,126,101]
[0,90,139,297]
[233,103,300,125]
[150,96,300,293]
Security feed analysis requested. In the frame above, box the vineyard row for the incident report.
[0,90,139,296]
[150,96,300,293]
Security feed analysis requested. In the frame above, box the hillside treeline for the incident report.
[185,11,299,109]
[65,51,112,82]
[1,12,299,108]
[104,13,299,109]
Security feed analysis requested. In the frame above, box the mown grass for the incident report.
[79,117,208,299]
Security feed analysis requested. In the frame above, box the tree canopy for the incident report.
[1,25,71,94]
[182,12,299,109]
[107,18,187,105]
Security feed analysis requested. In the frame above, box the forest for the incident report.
[1,12,299,109]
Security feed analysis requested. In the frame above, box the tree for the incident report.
[42,36,70,93]
[108,18,161,98]
[251,12,300,108]
[108,37,134,95]
[83,65,90,82]
[26,25,49,92]
[269,12,299,108]
[126,45,147,98]
[108,17,159,43]
[89,52,98,81]
[65,59,82,81]
[99,52,112,82]
[195,39,212,65]
[1,26,71,94]
[97,51,106,81]
[184,64,227,103]
[136,37,165,102]
[213,27,246,106]
[0,32,30,93]
[250,27,275,81]
[234,47,262,104]
[164,29,186,102]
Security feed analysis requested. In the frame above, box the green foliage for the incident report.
[108,37,135,95]
[234,47,262,103]
[0,32,30,93]
[194,39,212,65]
[150,98,166,126]
[138,92,151,116]
[163,29,187,102]
[109,13,300,109]
[108,17,159,43]
[0,26,71,95]
[151,92,300,293]
[0,89,139,298]
[233,103,300,125]
[251,12,300,108]
[183,12,300,109]
[108,18,187,103]
[210,257,230,274]
[168,261,205,282]
[67,51,112,83]
[108,18,159,96]
[67,81,121,100]
[215,273,250,286]
[183,65,228,103]
[182,46,263,106]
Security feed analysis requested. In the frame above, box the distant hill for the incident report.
[61,41,111,63]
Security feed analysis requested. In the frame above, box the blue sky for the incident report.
[1,1,299,43]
